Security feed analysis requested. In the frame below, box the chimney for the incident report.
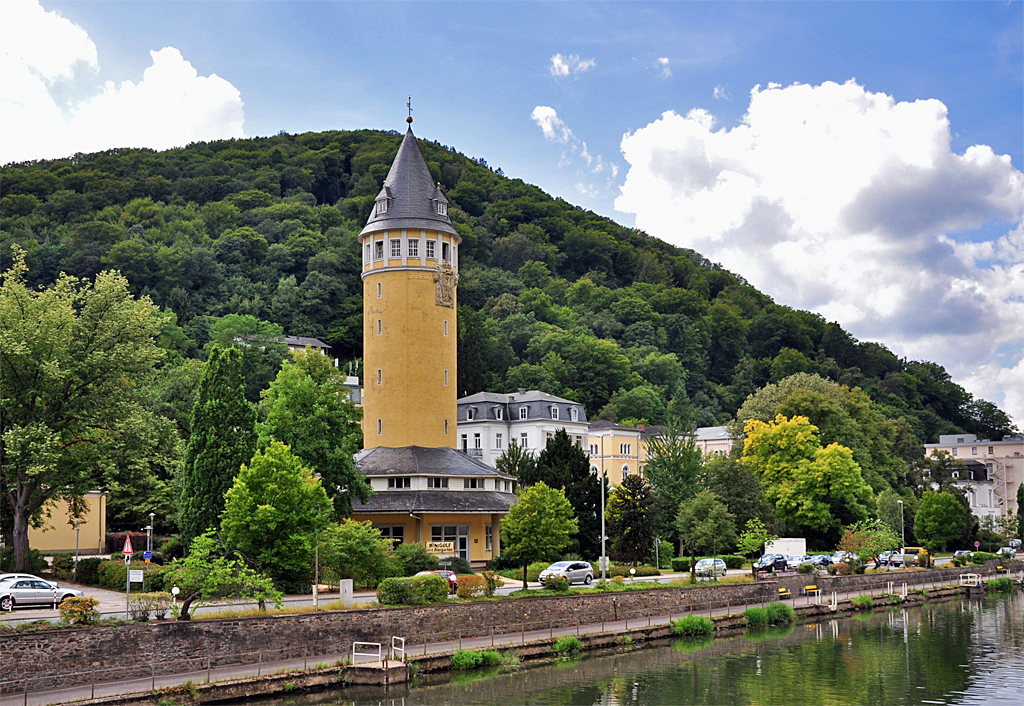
[637,423,646,432]
[519,388,527,395]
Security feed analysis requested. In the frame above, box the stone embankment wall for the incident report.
[2,561,1017,693]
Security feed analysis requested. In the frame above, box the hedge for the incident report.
[376,574,450,605]
[608,565,660,578]
[456,574,494,598]
[96,560,166,591]
[75,558,103,586]
[971,552,999,565]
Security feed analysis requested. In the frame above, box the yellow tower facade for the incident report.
[360,126,461,449]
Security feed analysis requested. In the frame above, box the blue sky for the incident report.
[5,1,1024,424]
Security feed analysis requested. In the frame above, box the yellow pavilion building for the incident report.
[350,122,515,567]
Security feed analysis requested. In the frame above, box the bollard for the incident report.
[491,626,494,647]
[258,651,262,676]
[91,669,96,700]
[459,631,462,650]
[303,646,307,670]
[152,663,156,691]
[24,678,28,706]
[207,656,211,683]
[522,623,525,643]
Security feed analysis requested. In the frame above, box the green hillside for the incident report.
[1,129,1015,451]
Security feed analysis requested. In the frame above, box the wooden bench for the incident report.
[778,587,792,599]
[801,585,820,596]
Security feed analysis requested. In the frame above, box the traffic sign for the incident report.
[144,550,152,563]
[123,535,134,555]
[975,541,981,548]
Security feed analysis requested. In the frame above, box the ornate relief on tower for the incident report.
[433,261,459,308]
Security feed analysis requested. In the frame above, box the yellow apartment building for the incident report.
[27,491,107,554]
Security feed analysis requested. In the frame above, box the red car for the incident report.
[415,570,458,594]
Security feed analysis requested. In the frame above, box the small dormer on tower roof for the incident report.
[360,127,459,238]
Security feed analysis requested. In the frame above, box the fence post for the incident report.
[303,646,307,670]
[207,656,211,684]
[491,626,494,647]
[152,663,156,691]
[258,651,262,676]
[522,623,525,643]
[24,677,28,706]
[91,669,96,700]
[459,631,462,651]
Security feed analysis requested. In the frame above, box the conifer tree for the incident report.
[178,346,256,550]
[526,429,605,560]
[606,474,658,567]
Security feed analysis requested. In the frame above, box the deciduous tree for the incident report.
[258,349,371,516]
[736,518,778,577]
[1,252,163,569]
[501,482,577,590]
[914,491,967,553]
[644,422,703,548]
[220,442,332,592]
[675,490,737,580]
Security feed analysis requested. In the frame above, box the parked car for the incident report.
[694,558,727,578]
[831,551,854,565]
[414,570,458,594]
[996,547,1015,560]
[538,561,594,586]
[953,550,973,558]
[1009,539,1022,549]
[900,547,930,567]
[810,554,833,567]
[787,554,812,570]
[756,554,789,572]
[0,579,83,611]
[0,573,44,586]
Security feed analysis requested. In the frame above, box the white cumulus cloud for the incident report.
[531,106,574,144]
[615,79,1024,425]
[549,53,595,77]
[1,0,244,163]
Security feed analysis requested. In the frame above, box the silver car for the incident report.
[694,558,727,578]
[0,578,83,611]
[538,561,594,586]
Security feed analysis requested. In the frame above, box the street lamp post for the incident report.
[600,435,607,582]
[148,513,156,553]
[898,500,905,547]
[74,519,81,571]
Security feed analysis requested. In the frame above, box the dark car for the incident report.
[756,554,789,572]
[810,554,832,567]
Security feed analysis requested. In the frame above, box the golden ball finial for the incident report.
[406,116,413,124]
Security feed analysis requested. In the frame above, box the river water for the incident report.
[257,592,1023,706]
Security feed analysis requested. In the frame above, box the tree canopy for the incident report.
[501,482,577,590]
[606,474,658,566]
[914,491,968,553]
[1,250,163,569]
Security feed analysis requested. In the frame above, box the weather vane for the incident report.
[406,96,413,124]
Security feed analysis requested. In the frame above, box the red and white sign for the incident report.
[123,535,134,555]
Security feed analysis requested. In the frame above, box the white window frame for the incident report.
[495,433,503,449]
[520,407,528,420]
[496,407,503,420]
[426,240,436,259]
[408,239,419,257]
[365,243,371,263]
[374,241,384,260]
[551,406,559,420]
[570,407,578,422]
[622,465,630,478]
[464,478,480,489]
[427,477,449,489]
[387,477,411,489]
[473,432,481,449]
[520,433,528,447]
[438,202,447,216]
[376,199,387,215]
[442,241,450,262]
[485,524,492,551]
[466,408,475,421]
[620,443,632,455]
[390,239,401,258]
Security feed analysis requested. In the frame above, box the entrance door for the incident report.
[458,525,470,560]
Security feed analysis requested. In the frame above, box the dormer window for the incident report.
[387,477,411,489]
[520,407,528,420]
[496,407,503,420]
[437,202,447,216]
[376,199,388,215]
[551,406,559,420]
[466,408,475,421]
[570,407,578,422]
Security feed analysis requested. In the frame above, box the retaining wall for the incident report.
[2,560,1017,693]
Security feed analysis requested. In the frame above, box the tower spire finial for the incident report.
[406,96,413,124]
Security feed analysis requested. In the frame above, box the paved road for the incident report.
[1,570,984,706]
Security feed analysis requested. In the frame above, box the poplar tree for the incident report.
[178,346,256,550]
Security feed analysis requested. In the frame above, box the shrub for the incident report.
[58,596,100,624]
[987,577,1013,592]
[159,535,184,560]
[478,650,503,666]
[765,602,794,625]
[743,607,769,627]
[719,555,746,570]
[128,592,172,621]
[798,563,814,574]
[552,636,583,654]
[0,547,45,574]
[376,574,449,605]
[671,557,691,572]
[97,560,163,591]
[608,565,660,578]
[456,575,493,599]
[481,570,499,595]
[834,562,851,576]
[445,556,474,575]
[75,558,103,586]
[671,615,714,636]
[49,554,74,580]
[396,543,439,575]
[543,575,571,592]
[971,552,999,565]
[450,649,484,670]
[851,595,874,610]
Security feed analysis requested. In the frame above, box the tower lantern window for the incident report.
[437,202,447,216]
[376,199,388,215]
[442,242,450,262]
[374,241,384,260]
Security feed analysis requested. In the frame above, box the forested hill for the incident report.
[0,129,1015,446]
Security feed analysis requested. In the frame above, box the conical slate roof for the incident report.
[360,127,459,237]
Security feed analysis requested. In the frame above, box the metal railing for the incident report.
[391,636,406,662]
[351,641,382,665]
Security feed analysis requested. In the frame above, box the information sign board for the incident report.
[426,541,455,555]
[129,570,144,583]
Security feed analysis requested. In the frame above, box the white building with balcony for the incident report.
[456,389,589,467]
[924,433,1023,519]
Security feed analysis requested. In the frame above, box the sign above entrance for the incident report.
[426,541,455,555]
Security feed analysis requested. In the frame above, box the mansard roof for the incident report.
[360,127,459,238]
[354,445,512,478]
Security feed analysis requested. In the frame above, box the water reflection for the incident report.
[254,593,1022,706]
